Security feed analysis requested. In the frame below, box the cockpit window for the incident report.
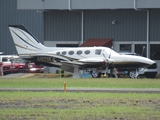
[95,49,102,55]
[85,50,90,55]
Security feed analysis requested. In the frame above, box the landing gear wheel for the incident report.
[129,71,137,78]
[91,70,101,78]
[108,68,118,78]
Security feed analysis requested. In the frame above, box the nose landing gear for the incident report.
[129,69,139,78]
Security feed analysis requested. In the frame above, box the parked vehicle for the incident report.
[27,62,44,73]
[90,52,157,78]
[0,55,19,75]
[0,55,44,75]
[127,63,157,78]
[12,58,44,73]
[117,51,157,78]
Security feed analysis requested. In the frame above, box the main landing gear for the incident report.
[90,70,101,78]
[128,69,139,78]
[90,68,118,78]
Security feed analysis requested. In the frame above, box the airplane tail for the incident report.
[8,25,48,56]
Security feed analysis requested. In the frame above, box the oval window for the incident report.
[56,52,60,55]
[62,51,66,55]
[85,50,90,55]
[69,51,74,55]
[77,50,82,55]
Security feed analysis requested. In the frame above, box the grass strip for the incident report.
[0,78,160,88]
[0,92,159,120]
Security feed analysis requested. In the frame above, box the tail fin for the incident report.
[8,25,46,56]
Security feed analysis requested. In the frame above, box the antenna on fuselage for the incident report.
[141,46,145,56]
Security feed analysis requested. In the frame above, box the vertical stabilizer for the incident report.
[8,25,46,56]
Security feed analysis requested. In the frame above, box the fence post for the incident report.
[64,82,67,92]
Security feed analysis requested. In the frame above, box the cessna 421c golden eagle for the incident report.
[8,25,155,78]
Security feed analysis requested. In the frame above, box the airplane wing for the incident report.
[19,53,70,67]
[60,60,104,73]
[60,57,114,72]
[19,52,115,73]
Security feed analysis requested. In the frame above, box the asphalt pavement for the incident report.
[0,88,159,93]
[0,73,28,78]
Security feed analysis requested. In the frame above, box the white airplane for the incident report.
[8,25,155,78]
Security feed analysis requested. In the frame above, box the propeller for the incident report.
[102,47,114,64]
[102,47,117,78]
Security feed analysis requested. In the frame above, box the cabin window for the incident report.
[77,50,82,55]
[95,49,102,55]
[85,50,90,55]
[69,51,74,55]
[56,52,60,55]
[62,51,66,55]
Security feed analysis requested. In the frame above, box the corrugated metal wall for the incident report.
[44,11,81,42]
[1,0,160,55]
[84,10,147,42]
[44,9,148,42]
[0,0,44,54]
[150,9,160,41]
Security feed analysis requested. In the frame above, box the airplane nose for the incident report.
[147,59,155,65]
[142,57,156,68]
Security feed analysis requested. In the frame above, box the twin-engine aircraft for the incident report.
[8,25,155,78]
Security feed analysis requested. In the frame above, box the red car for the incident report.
[27,62,44,73]
[1,58,44,75]
[3,62,26,74]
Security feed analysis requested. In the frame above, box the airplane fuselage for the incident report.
[8,25,155,76]
[21,46,154,70]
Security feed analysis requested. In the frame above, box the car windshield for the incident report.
[118,51,140,56]
[12,58,26,63]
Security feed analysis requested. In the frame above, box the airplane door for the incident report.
[102,49,109,59]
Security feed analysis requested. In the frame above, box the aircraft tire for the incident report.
[129,71,137,78]
[91,70,101,78]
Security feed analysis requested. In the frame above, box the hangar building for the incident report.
[0,0,160,73]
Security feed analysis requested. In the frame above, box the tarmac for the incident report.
[0,73,30,78]
[0,88,160,93]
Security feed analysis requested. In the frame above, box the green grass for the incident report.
[0,77,160,119]
[0,78,160,88]
[0,92,159,120]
